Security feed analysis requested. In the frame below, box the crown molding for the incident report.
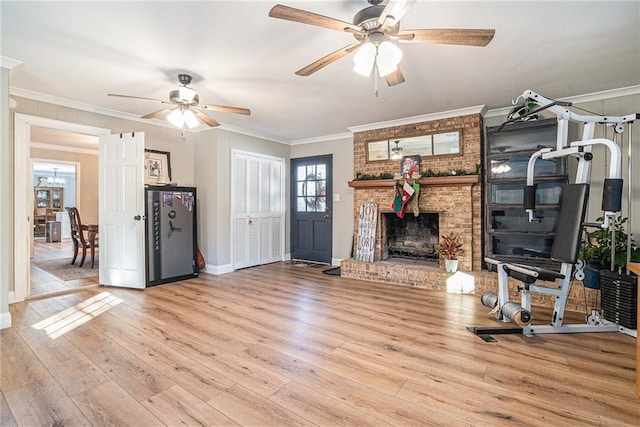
[484,85,640,118]
[30,142,98,156]
[1,56,22,70]
[217,123,290,145]
[290,132,353,145]
[10,87,290,145]
[348,105,488,134]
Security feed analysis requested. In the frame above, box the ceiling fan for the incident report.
[108,74,251,129]
[269,0,495,87]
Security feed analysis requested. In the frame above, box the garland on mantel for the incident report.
[353,163,481,181]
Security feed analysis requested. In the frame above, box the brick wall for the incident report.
[351,113,483,272]
[354,114,482,177]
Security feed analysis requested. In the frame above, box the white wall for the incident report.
[290,137,355,263]
[1,65,12,326]
[193,128,290,271]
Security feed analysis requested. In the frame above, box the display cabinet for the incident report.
[34,187,64,211]
[484,118,569,269]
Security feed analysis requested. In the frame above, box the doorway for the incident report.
[13,114,109,302]
[290,155,333,264]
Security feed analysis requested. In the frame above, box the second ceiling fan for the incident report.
[269,0,495,87]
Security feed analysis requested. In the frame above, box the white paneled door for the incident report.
[232,151,284,270]
[99,133,146,288]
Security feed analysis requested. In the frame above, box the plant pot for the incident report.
[444,259,458,273]
[582,262,601,290]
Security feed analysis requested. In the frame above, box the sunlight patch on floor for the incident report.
[446,271,475,294]
[32,291,123,339]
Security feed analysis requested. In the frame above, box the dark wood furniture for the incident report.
[66,207,99,268]
[484,119,569,269]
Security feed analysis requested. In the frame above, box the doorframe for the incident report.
[230,149,286,271]
[13,114,109,303]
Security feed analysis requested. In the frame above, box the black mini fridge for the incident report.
[145,186,198,286]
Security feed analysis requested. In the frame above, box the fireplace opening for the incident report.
[382,213,439,262]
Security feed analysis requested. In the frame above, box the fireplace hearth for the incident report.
[383,213,439,262]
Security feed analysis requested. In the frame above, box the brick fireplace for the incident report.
[341,111,484,290]
[339,109,599,312]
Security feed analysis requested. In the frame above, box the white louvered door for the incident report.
[232,151,284,269]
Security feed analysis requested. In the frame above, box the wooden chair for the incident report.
[66,207,99,268]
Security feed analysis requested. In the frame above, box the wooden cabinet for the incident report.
[484,119,569,269]
[34,187,64,211]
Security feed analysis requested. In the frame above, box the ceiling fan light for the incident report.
[178,86,197,103]
[376,41,403,77]
[353,42,376,77]
[167,109,184,128]
[183,109,199,129]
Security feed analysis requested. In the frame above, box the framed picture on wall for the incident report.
[144,149,172,185]
[366,140,390,162]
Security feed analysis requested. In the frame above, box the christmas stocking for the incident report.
[409,180,420,217]
[392,181,403,215]
[392,181,415,218]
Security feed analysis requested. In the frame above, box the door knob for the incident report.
[133,215,141,221]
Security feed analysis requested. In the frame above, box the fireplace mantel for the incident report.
[348,175,480,189]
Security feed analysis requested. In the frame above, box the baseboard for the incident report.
[0,311,12,329]
[205,263,233,275]
[283,253,291,261]
[8,290,15,304]
[331,257,343,266]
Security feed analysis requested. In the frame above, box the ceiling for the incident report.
[2,1,639,143]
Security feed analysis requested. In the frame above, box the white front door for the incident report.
[99,133,145,288]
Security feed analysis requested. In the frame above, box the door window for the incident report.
[296,164,326,212]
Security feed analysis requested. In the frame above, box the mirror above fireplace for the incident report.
[366,129,462,164]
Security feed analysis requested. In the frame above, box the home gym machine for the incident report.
[471,89,638,339]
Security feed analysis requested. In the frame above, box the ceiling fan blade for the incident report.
[107,93,167,103]
[199,104,251,116]
[378,0,417,29]
[192,109,220,128]
[141,108,173,119]
[295,43,360,76]
[269,4,362,33]
[399,28,496,47]
[385,68,406,87]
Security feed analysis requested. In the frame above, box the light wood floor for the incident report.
[2,262,639,426]
[30,238,99,298]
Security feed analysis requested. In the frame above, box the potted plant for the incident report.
[435,232,465,273]
[580,216,640,288]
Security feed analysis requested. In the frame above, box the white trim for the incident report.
[331,257,343,266]
[290,132,353,146]
[348,105,488,133]
[30,142,99,156]
[0,312,11,329]
[219,123,290,145]
[484,85,640,118]
[8,291,15,304]
[205,263,234,275]
[1,56,22,70]
[283,252,291,262]
[10,87,291,145]
[14,114,110,303]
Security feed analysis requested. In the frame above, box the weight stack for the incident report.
[599,270,637,329]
